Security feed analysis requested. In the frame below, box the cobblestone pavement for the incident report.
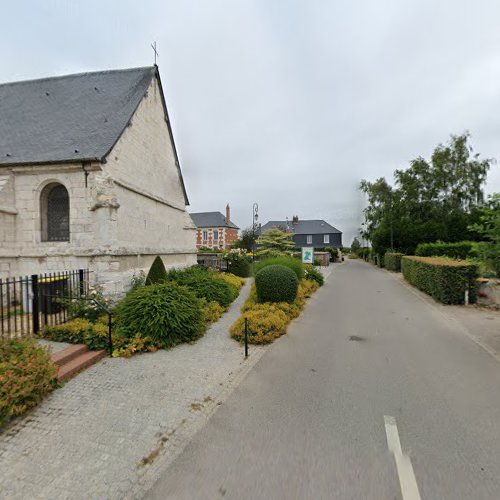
[0,280,268,499]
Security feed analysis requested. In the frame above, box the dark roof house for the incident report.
[190,209,239,230]
[260,216,342,248]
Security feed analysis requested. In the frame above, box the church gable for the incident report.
[103,73,189,207]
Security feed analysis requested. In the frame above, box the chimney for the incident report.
[292,215,299,224]
[226,204,230,224]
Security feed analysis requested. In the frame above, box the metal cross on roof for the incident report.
[151,41,159,65]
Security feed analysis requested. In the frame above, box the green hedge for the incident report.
[415,241,477,260]
[227,259,251,277]
[253,256,304,280]
[385,252,403,272]
[401,256,478,304]
[1,339,57,427]
[255,265,299,303]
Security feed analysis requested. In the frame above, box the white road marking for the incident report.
[384,415,421,500]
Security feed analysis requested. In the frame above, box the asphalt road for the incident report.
[146,259,500,500]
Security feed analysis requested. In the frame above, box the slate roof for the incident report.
[260,219,341,235]
[190,211,239,229]
[0,66,189,203]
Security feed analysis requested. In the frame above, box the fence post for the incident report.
[244,317,249,357]
[31,274,40,335]
[78,269,85,296]
[108,312,113,356]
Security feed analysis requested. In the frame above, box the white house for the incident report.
[0,66,197,294]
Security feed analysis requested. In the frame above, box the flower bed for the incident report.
[40,262,245,357]
[230,277,320,344]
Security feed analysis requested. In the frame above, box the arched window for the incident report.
[40,183,70,242]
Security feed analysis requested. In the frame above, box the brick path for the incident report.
[0,280,267,499]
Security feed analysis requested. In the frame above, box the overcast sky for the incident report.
[1,0,499,244]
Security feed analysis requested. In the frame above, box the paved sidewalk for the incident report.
[0,280,267,499]
[390,270,500,360]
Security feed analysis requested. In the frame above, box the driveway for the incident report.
[147,259,500,499]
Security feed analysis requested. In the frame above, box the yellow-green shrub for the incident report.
[219,273,245,290]
[112,335,160,358]
[200,299,225,324]
[273,301,302,319]
[1,339,57,427]
[40,319,127,351]
[230,304,289,344]
[231,278,320,344]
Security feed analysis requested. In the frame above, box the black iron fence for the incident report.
[0,269,90,339]
[196,253,228,271]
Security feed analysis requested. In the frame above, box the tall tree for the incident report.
[350,237,361,253]
[469,193,500,277]
[360,134,493,255]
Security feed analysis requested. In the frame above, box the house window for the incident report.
[307,235,312,245]
[202,230,208,242]
[324,234,330,244]
[41,183,70,242]
[213,230,218,241]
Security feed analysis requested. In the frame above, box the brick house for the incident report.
[191,205,239,250]
[0,66,197,295]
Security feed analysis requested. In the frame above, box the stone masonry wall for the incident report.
[0,75,197,295]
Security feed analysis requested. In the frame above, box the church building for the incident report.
[0,66,197,294]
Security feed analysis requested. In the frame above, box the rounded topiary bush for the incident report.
[116,282,204,348]
[255,264,299,303]
[253,256,304,280]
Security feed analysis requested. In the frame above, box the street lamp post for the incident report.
[252,203,259,263]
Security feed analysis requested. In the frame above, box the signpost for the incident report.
[302,247,314,264]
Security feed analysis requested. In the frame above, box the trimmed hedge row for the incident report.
[401,256,478,304]
[385,252,403,272]
[415,241,476,260]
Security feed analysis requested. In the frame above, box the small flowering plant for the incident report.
[64,284,112,322]
[222,248,251,264]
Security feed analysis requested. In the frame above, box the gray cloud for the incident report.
[1,0,499,244]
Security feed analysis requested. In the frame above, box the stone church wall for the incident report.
[0,76,197,296]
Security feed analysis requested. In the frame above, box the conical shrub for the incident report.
[145,256,167,285]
